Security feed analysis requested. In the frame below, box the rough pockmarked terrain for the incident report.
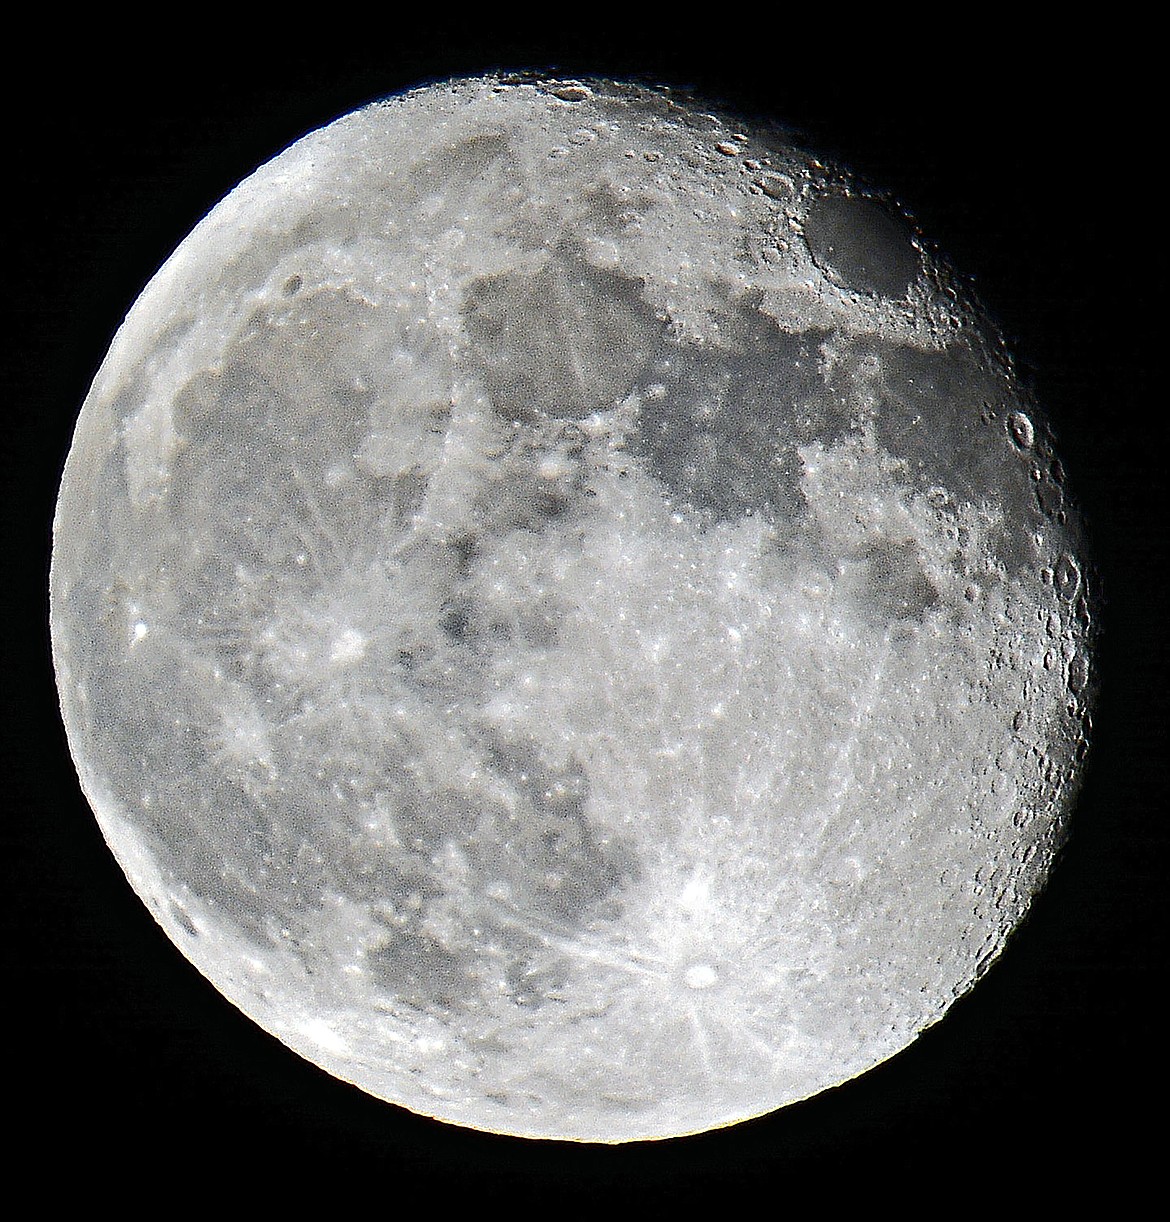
[50,77,1094,1141]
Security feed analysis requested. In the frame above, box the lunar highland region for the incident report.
[49,76,1094,1141]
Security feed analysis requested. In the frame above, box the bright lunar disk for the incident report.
[50,76,1094,1142]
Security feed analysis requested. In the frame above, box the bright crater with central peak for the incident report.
[50,75,1093,1142]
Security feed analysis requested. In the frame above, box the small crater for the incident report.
[684,963,718,990]
[549,84,591,102]
[282,274,303,296]
[1067,651,1089,694]
[1036,479,1064,518]
[169,901,199,937]
[1053,553,1082,601]
[757,171,794,200]
[1007,410,1035,449]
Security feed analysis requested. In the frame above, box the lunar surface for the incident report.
[50,75,1094,1141]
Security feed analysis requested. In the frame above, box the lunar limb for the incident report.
[50,76,1094,1141]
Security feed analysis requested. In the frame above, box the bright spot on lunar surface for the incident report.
[49,75,1095,1142]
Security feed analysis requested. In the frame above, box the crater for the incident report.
[804,191,919,299]
[684,963,718,990]
[169,901,199,938]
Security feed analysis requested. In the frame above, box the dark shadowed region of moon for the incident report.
[49,75,1095,1142]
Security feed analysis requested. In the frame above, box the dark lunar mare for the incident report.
[461,245,664,424]
[633,322,846,526]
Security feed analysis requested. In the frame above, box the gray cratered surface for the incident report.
[49,76,1094,1141]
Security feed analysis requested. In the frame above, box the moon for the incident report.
[48,74,1094,1142]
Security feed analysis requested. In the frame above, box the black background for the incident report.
[5,26,1163,1201]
